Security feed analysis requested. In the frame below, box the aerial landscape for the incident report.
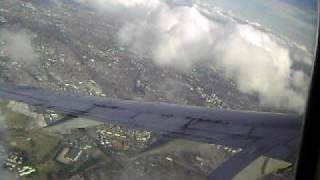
[0,0,316,179]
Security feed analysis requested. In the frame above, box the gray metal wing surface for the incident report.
[0,83,302,179]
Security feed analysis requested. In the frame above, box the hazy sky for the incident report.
[202,0,317,52]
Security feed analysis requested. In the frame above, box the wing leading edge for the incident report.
[0,83,302,179]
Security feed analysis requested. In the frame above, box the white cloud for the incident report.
[76,0,311,113]
[1,29,38,64]
[212,24,303,111]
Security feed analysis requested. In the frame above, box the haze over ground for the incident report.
[51,0,316,112]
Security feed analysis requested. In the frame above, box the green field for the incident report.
[1,104,67,179]
[0,100,7,108]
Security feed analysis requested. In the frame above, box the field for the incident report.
[1,104,66,179]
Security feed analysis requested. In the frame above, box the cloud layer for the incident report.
[74,0,312,113]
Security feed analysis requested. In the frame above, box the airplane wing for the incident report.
[0,83,301,179]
